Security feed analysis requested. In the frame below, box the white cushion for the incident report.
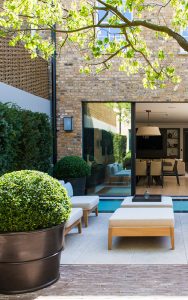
[108,165,114,175]
[121,196,173,208]
[109,207,174,228]
[71,195,99,210]
[59,180,65,185]
[63,182,73,197]
[113,164,119,174]
[118,163,123,171]
[116,170,131,176]
[111,166,116,175]
[65,208,83,228]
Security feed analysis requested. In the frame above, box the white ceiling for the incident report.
[136,103,188,124]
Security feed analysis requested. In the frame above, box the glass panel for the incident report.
[98,28,109,40]
[182,27,188,40]
[83,102,132,197]
[109,28,122,40]
[96,0,133,41]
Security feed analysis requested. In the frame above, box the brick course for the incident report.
[56,4,188,159]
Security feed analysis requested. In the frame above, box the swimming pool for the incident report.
[98,198,188,213]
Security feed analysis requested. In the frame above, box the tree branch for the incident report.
[130,20,188,52]
[123,29,162,76]
[94,1,188,52]
[88,44,130,66]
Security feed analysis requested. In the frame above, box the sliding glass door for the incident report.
[83,102,135,197]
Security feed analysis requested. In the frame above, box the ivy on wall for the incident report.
[0,102,52,175]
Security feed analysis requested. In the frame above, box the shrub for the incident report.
[54,156,91,179]
[0,170,71,232]
[0,102,52,175]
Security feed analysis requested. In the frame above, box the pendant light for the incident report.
[136,110,161,136]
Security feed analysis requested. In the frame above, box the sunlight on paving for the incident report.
[61,213,188,265]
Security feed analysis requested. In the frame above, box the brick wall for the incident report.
[84,103,116,126]
[56,4,188,159]
[0,37,49,99]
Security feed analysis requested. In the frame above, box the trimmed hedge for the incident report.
[0,102,52,175]
[0,170,71,232]
[54,156,91,179]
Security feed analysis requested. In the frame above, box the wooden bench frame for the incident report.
[108,226,174,250]
[83,205,98,227]
[64,218,82,236]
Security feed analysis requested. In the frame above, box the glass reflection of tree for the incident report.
[106,103,131,134]
[106,103,131,163]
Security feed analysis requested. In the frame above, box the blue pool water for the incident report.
[99,200,122,212]
[173,201,188,212]
[99,199,188,213]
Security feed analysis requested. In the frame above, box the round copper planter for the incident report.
[0,223,64,294]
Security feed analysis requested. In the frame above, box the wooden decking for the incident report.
[2,265,188,299]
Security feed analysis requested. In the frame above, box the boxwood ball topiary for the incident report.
[0,170,71,232]
[54,156,91,179]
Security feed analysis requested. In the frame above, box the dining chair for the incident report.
[162,159,180,185]
[149,161,163,187]
[136,161,148,185]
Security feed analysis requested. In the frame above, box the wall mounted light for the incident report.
[63,116,73,132]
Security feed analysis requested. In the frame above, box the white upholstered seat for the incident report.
[71,196,99,210]
[109,207,174,228]
[108,207,175,250]
[65,208,83,229]
[63,182,99,227]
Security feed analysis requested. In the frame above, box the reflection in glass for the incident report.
[83,102,132,196]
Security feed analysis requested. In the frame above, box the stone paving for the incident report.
[61,213,188,264]
[1,265,188,299]
[1,213,188,299]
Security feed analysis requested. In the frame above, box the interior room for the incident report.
[136,103,188,196]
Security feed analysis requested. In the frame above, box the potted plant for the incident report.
[0,170,71,294]
[53,156,91,195]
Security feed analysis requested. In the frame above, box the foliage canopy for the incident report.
[0,0,188,88]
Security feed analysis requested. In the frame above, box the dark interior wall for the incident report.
[136,128,180,159]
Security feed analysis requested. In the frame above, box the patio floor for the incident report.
[61,213,188,264]
[2,265,188,299]
[2,213,188,299]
